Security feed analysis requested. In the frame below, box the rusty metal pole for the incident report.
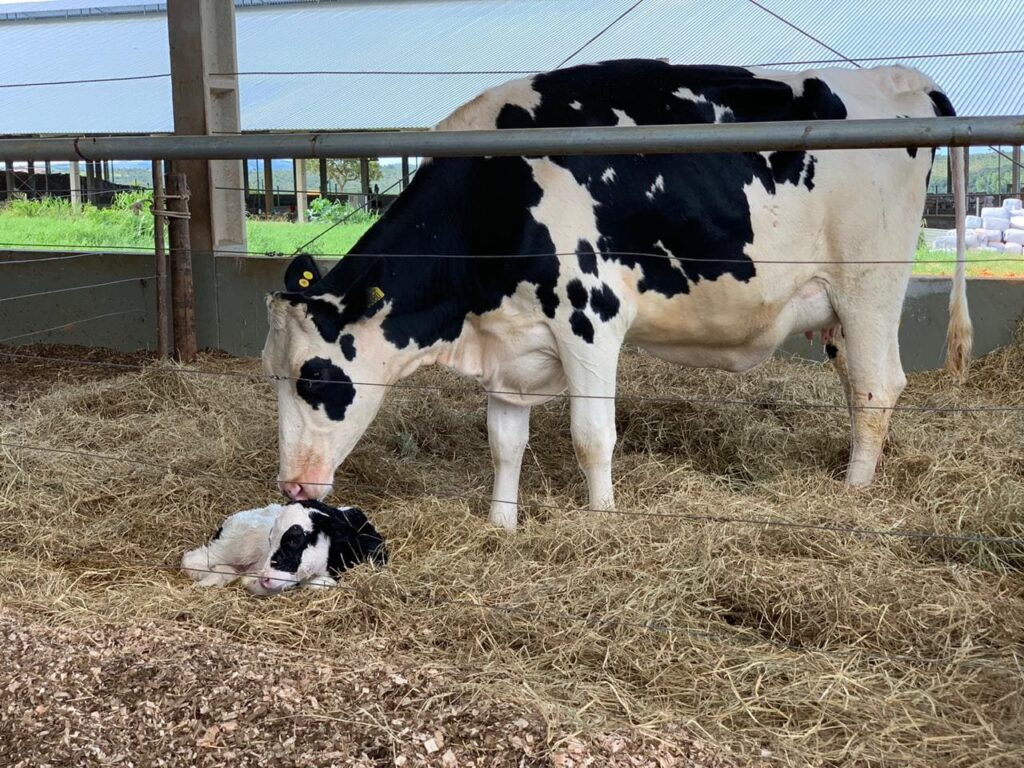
[263,157,273,216]
[165,171,197,362]
[152,160,169,359]
[1013,146,1021,195]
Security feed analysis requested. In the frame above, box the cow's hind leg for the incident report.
[833,312,906,487]
[487,395,531,529]
[558,340,620,511]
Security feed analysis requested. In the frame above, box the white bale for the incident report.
[964,214,983,228]
[1003,198,1022,213]
[1004,229,1024,245]
[1002,242,1023,256]
[976,228,1003,243]
[982,216,1011,231]
[981,206,1005,218]
[932,235,955,251]
[1010,215,1024,230]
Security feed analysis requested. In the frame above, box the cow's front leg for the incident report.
[561,345,619,512]
[487,395,531,529]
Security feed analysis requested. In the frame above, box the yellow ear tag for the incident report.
[298,278,310,288]
[302,271,314,280]
[368,286,385,304]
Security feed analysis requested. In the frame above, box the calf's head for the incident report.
[246,501,388,596]
[247,502,327,595]
[263,254,393,501]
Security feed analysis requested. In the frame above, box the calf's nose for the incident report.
[258,576,276,592]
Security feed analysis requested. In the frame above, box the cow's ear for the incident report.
[266,291,307,331]
[284,253,322,292]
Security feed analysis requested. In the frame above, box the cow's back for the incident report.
[430,61,941,363]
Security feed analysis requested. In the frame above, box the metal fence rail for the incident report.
[1,116,1023,162]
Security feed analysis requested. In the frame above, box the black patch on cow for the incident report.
[270,523,309,573]
[284,253,323,293]
[211,525,223,542]
[339,334,356,361]
[298,499,389,575]
[305,299,344,343]
[825,343,838,360]
[928,90,956,118]
[576,239,598,275]
[296,357,355,421]
[589,283,620,321]
[906,147,918,159]
[803,155,816,190]
[570,310,595,343]
[567,278,588,309]
[496,104,536,131]
[926,91,957,191]
[306,60,852,345]
[769,152,805,187]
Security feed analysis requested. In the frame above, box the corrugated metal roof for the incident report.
[0,0,1021,135]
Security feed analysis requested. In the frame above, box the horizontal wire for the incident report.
[0,241,1020,265]
[2,186,157,199]
[1,348,1022,414]
[0,310,145,344]
[2,438,1023,547]
[0,73,170,89]
[0,251,130,265]
[747,48,1024,67]
[0,274,156,304]
[3,49,1024,90]
[95,558,1017,670]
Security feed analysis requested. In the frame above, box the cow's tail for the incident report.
[945,145,972,382]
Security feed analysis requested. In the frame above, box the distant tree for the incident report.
[321,158,383,192]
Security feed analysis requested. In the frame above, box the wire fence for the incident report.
[119,559,1021,670]
[1,347,1023,415]
[2,3,1024,690]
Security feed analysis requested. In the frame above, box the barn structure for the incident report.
[2,0,1022,218]
[0,0,1022,357]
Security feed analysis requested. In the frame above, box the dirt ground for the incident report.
[1,610,726,768]
[0,340,1022,767]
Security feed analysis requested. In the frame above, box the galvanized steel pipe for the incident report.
[0,116,1022,161]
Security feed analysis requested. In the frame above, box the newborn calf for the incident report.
[181,500,387,595]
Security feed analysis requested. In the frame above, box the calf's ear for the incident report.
[284,253,323,293]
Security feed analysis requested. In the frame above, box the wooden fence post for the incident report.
[152,160,170,359]
[165,171,197,362]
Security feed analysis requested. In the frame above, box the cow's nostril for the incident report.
[279,481,305,501]
[258,576,275,591]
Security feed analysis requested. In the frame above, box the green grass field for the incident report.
[0,195,372,257]
[1,195,1021,276]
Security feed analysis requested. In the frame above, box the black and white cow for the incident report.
[262,60,970,529]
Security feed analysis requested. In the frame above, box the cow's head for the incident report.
[262,254,394,501]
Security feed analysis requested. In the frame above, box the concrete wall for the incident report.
[2,249,1022,372]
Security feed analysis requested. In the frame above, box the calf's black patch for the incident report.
[296,357,355,421]
[270,523,310,573]
[299,499,389,575]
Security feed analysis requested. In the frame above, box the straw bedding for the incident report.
[0,332,1022,767]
